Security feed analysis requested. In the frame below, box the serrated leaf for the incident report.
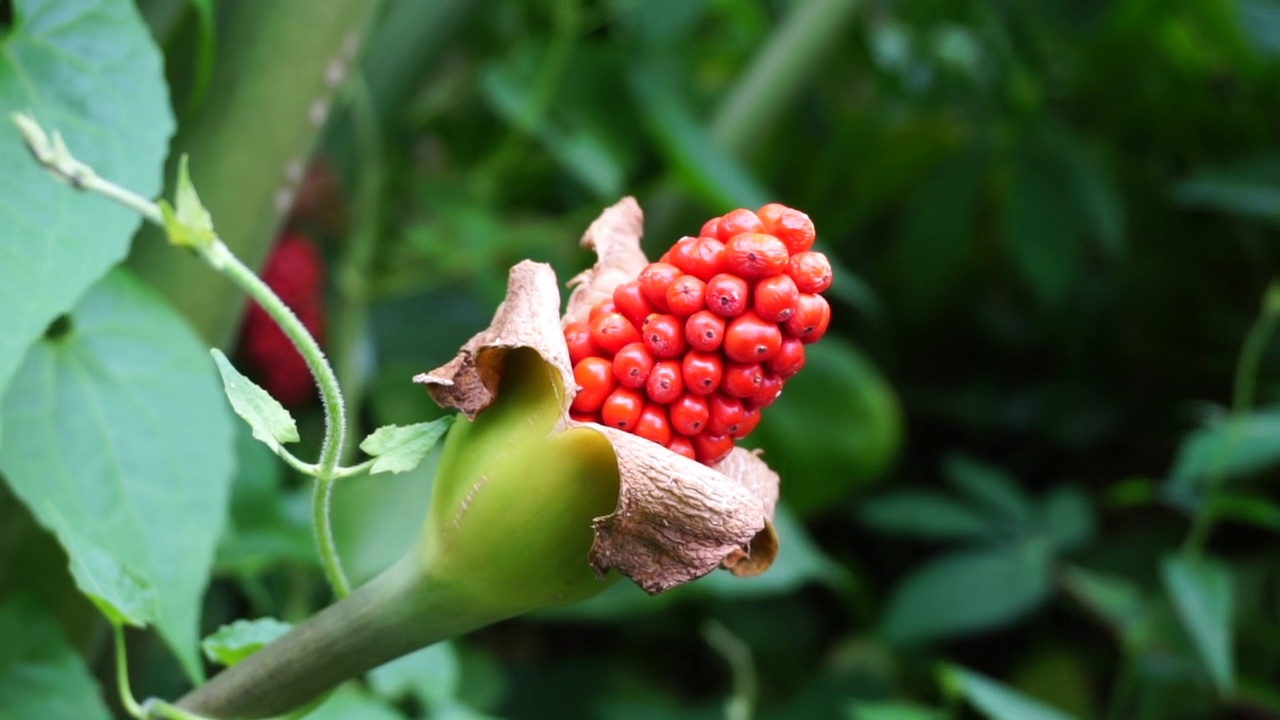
[0,597,112,720]
[201,617,293,667]
[1161,554,1235,695]
[882,541,1053,643]
[0,270,234,681]
[942,665,1078,720]
[211,348,301,453]
[360,418,454,475]
[50,511,157,628]
[0,0,174,401]
[159,155,215,250]
[859,490,998,542]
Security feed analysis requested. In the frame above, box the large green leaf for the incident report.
[1161,555,1235,695]
[0,270,234,680]
[0,597,111,720]
[882,541,1053,643]
[0,0,174,402]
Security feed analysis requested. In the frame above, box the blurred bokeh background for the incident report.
[126,0,1280,717]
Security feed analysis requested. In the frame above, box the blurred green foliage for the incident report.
[7,0,1280,717]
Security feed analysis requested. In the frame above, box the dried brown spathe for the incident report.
[415,198,780,594]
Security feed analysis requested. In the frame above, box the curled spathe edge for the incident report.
[413,198,779,594]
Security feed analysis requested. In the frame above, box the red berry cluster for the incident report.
[238,233,326,408]
[565,204,832,466]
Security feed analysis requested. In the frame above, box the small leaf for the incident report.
[360,418,455,475]
[1161,554,1235,695]
[882,541,1053,643]
[943,455,1033,526]
[1173,152,1280,222]
[0,597,112,720]
[1165,408,1280,499]
[1059,565,1152,653]
[159,156,216,249]
[941,665,1078,720]
[201,617,293,667]
[858,490,998,542]
[1038,485,1095,552]
[50,512,157,628]
[211,348,301,453]
[368,643,461,705]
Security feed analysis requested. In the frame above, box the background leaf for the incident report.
[51,514,157,628]
[942,665,1077,720]
[368,643,462,706]
[0,0,174,401]
[858,490,997,542]
[0,270,234,680]
[0,597,111,720]
[882,541,1053,642]
[201,617,292,667]
[1161,555,1235,694]
[1164,408,1280,498]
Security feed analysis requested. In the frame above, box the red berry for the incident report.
[753,273,800,323]
[699,216,721,239]
[634,403,673,446]
[645,360,684,404]
[749,372,784,409]
[785,294,831,344]
[613,280,654,326]
[691,432,734,465]
[601,387,645,431]
[571,357,615,413]
[641,313,687,358]
[589,299,617,321]
[672,237,727,281]
[590,312,641,356]
[612,342,655,389]
[724,233,789,279]
[638,262,681,312]
[664,236,700,272]
[564,320,597,365]
[569,409,598,424]
[721,362,764,399]
[724,311,783,363]
[684,310,725,352]
[758,203,816,254]
[732,406,761,439]
[668,435,699,461]
[717,208,765,240]
[706,394,746,437]
[787,251,833,294]
[666,275,707,317]
[681,351,723,396]
[705,273,750,317]
[669,393,710,435]
[767,336,806,378]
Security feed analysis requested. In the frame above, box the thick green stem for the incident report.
[175,555,504,719]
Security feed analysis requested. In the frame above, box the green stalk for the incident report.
[129,0,380,347]
[175,555,503,719]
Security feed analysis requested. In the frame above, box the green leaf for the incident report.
[1173,153,1280,222]
[1165,409,1280,498]
[360,418,455,475]
[1038,485,1095,552]
[49,512,157,628]
[0,0,174,401]
[692,504,852,598]
[1161,554,1235,695]
[941,665,1078,720]
[848,702,945,720]
[210,348,301,453]
[158,155,215,250]
[882,541,1053,643]
[368,643,461,705]
[858,490,998,542]
[0,597,112,720]
[943,455,1033,526]
[1059,565,1152,653]
[1001,144,1085,308]
[0,270,235,681]
[201,617,293,667]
